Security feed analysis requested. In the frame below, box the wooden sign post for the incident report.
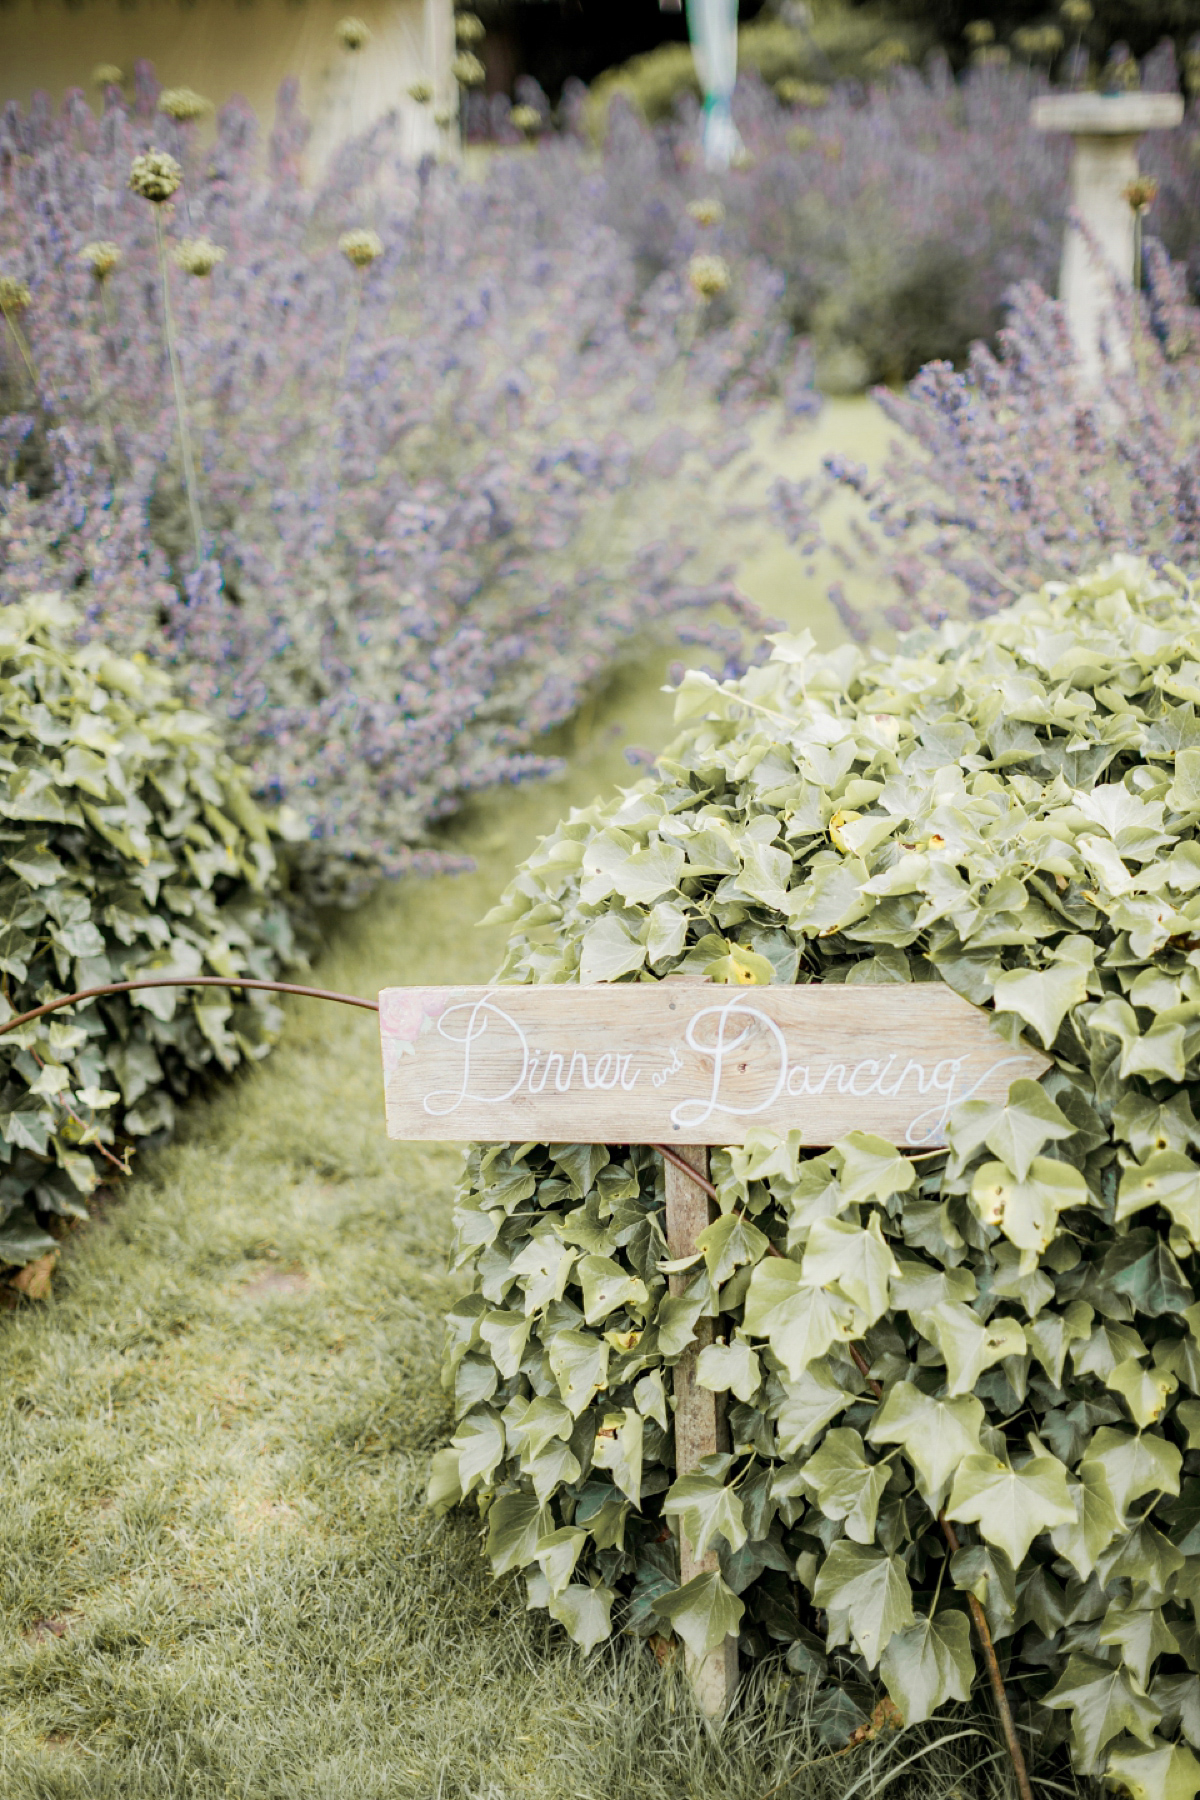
[379,981,1049,1717]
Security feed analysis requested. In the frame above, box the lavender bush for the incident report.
[0,71,805,902]
[596,58,1070,387]
[794,243,1200,633]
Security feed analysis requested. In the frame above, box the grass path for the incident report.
[0,480,995,1798]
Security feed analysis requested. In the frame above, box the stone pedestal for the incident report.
[1032,92,1183,376]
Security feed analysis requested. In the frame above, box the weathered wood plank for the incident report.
[664,1144,739,1718]
[379,983,1048,1148]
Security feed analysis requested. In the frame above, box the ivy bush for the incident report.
[0,592,293,1271]
[432,558,1200,1792]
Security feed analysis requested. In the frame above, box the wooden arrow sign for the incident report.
[378,983,1049,1149]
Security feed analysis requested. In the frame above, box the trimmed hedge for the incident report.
[433,558,1200,1788]
[0,594,294,1270]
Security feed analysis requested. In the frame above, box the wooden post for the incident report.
[664,1143,739,1718]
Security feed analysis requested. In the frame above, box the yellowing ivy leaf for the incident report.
[1107,1356,1178,1429]
[1103,1736,1200,1800]
[970,1155,1088,1255]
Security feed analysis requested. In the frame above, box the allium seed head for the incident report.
[1060,0,1092,26]
[408,79,434,104]
[80,240,122,279]
[451,51,486,87]
[688,253,731,300]
[338,228,383,269]
[129,149,182,203]
[92,63,124,88]
[335,16,371,49]
[687,197,725,227]
[0,276,32,314]
[963,19,995,45]
[173,236,226,277]
[455,12,485,44]
[434,105,457,128]
[509,104,543,135]
[1123,175,1159,213]
[158,87,213,121]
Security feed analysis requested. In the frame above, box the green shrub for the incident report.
[586,7,927,134]
[432,558,1200,1788]
[0,594,294,1270]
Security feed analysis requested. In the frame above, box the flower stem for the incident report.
[154,208,205,568]
[1,302,39,395]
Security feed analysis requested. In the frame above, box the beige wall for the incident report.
[0,0,456,166]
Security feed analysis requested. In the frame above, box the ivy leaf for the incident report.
[657,1285,709,1357]
[970,1155,1088,1256]
[1097,1517,1184,1596]
[548,1330,610,1417]
[452,1408,507,1495]
[915,1302,1027,1397]
[578,913,646,983]
[867,1385,985,1510]
[548,1581,616,1652]
[833,1133,917,1205]
[800,1427,891,1544]
[1090,997,1189,1082]
[801,1215,899,1325]
[812,1541,914,1668]
[487,1491,552,1575]
[1042,1653,1160,1773]
[511,1394,574,1458]
[1102,1230,1194,1317]
[1103,1737,1200,1800]
[773,1360,857,1454]
[1025,1301,1094,1387]
[662,1469,747,1559]
[1152,1673,1200,1750]
[578,1254,649,1326]
[592,1407,644,1504]
[992,961,1089,1048]
[1097,1603,1179,1689]
[742,1257,860,1380]
[981,1079,1076,1182]
[697,1334,763,1403]
[696,1212,770,1286]
[1118,1152,1200,1247]
[880,1607,975,1725]
[1107,1356,1178,1429]
[654,1570,745,1659]
[535,1525,589,1595]
[1082,1428,1181,1520]
[945,1454,1074,1567]
[1050,1462,1124,1580]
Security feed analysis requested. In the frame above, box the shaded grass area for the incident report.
[1,662,1021,1798]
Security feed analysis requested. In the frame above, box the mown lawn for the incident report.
[1,643,1016,1795]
